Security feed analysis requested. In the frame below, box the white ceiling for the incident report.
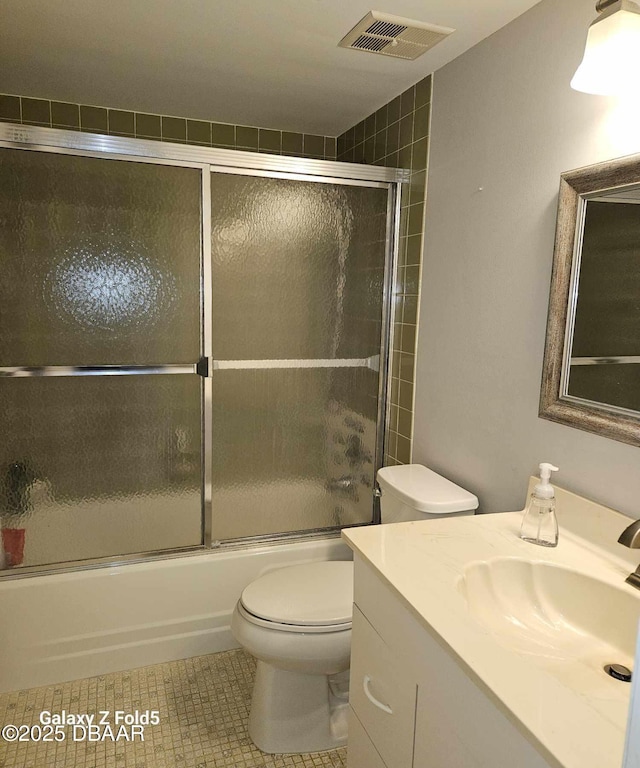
[2,0,542,136]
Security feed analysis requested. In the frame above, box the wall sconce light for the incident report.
[571,0,640,95]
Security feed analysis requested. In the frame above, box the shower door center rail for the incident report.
[0,122,405,577]
[210,356,379,371]
[0,364,197,377]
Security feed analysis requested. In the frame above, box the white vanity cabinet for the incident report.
[347,555,552,768]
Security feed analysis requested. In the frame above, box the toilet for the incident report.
[231,464,479,754]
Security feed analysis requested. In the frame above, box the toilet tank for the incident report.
[377,464,479,523]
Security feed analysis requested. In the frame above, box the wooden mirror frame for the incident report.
[539,152,640,447]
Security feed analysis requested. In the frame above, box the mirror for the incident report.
[540,153,640,446]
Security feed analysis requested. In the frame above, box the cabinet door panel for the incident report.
[347,706,388,768]
[412,623,552,768]
[349,605,416,768]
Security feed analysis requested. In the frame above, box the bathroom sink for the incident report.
[460,557,640,670]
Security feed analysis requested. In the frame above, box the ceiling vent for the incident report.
[338,11,455,60]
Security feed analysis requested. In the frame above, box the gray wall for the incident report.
[414,0,640,517]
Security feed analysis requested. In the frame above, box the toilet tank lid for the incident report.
[377,464,479,514]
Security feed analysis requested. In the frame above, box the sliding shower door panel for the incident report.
[0,375,202,567]
[0,147,204,571]
[0,148,201,366]
[210,172,389,540]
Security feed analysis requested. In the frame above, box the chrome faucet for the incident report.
[618,520,640,590]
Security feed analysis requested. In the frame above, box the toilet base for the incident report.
[248,661,348,754]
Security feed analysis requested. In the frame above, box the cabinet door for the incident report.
[349,605,417,768]
[412,647,552,768]
[413,685,483,768]
[347,706,388,768]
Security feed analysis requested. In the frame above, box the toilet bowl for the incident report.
[232,464,479,754]
[231,560,353,754]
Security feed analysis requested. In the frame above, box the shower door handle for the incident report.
[194,355,380,377]
[208,355,380,371]
[196,357,210,377]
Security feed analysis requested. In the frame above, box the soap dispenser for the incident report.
[520,463,559,547]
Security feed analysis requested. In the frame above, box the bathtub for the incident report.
[0,535,352,693]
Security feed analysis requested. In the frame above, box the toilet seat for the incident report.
[239,560,354,632]
[237,601,352,634]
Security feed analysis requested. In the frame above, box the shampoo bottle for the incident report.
[520,462,559,547]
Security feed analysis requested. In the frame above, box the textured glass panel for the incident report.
[0,375,202,569]
[0,148,201,366]
[211,364,380,540]
[210,174,389,540]
[211,174,388,360]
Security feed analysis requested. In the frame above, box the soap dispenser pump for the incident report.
[520,463,559,547]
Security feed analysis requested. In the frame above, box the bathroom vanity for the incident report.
[342,481,640,768]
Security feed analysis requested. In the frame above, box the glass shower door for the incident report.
[209,171,390,541]
[0,148,204,570]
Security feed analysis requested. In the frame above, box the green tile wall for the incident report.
[337,74,432,466]
[0,94,337,160]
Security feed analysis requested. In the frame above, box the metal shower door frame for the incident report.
[0,123,405,575]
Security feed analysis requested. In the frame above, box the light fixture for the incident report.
[571,0,640,95]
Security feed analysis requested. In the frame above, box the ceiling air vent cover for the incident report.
[339,11,455,60]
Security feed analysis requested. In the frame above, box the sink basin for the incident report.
[460,557,640,669]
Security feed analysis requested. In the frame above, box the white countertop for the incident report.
[342,482,639,768]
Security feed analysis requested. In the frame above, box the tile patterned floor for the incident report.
[0,650,347,768]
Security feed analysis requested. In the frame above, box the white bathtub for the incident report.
[0,535,352,693]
